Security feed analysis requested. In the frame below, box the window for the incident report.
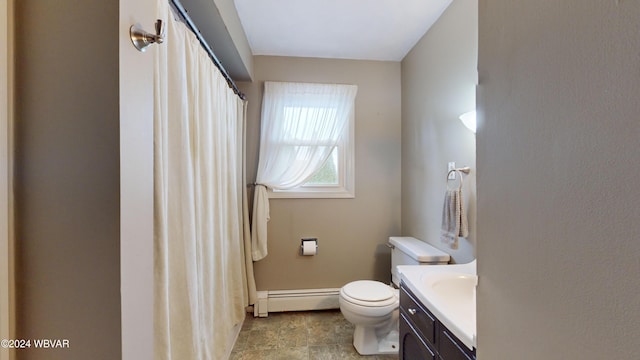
[255,81,357,199]
[270,105,354,198]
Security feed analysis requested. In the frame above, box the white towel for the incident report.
[440,188,468,249]
[251,184,270,261]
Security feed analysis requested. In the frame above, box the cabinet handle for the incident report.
[408,308,417,315]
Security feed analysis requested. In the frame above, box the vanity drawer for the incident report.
[400,284,436,346]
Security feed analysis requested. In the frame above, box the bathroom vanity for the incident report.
[400,283,475,359]
[398,261,477,360]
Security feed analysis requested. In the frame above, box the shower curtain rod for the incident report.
[170,0,247,100]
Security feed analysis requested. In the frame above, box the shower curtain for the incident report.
[154,3,257,359]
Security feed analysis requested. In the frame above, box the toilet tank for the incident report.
[389,236,450,286]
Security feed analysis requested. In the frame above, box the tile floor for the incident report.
[230,310,398,360]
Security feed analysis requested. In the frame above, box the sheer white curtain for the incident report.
[154,4,256,359]
[251,82,357,260]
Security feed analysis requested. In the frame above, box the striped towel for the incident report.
[440,188,468,249]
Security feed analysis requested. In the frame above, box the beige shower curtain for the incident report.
[154,3,256,359]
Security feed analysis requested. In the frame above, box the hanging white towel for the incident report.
[440,188,469,249]
[251,185,270,261]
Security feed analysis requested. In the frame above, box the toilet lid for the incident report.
[342,280,395,302]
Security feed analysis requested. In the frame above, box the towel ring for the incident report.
[447,167,471,191]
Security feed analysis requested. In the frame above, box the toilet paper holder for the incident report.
[300,238,318,255]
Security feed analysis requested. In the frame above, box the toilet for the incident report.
[339,236,450,355]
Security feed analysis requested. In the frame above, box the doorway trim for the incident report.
[0,1,15,360]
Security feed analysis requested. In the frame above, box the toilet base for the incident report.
[352,324,399,355]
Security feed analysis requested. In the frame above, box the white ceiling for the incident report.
[233,0,453,62]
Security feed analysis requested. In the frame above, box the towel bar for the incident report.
[446,167,471,190]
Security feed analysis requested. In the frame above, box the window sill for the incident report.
[268,188,355,199]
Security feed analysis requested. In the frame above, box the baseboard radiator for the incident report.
[254,288,341,317]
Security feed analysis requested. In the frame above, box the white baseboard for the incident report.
[225,319,243,359]
[254,288,340,317]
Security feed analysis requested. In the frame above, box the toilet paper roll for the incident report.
[301,240,317,256]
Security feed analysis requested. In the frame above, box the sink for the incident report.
[420,272,477,343]
[423,273,477,299]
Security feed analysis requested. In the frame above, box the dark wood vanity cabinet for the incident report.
[400,282,476,360]
[437,325,475,360]
[400,312,436,359]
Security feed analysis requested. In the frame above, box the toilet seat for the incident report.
[341,280,397,307]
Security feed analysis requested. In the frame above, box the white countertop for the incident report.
[398,260,477,350]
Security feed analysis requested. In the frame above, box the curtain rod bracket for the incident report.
[130,19,165,52]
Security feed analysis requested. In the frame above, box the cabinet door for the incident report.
[400,313,436,360]
[438,326,474,360]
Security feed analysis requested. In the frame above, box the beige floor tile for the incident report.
[231,310,399,360]
[263,347,309,360]
[309,344,340,360]
[307,324,338,346]
[278,326,308,348]
[229,349,270,360]
[245,329,279,351]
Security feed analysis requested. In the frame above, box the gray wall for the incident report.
[239,56,402,290]
[477,1,640,358]
[180,0,254,80]
[14,1,121,358]
[401,0,478,264]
